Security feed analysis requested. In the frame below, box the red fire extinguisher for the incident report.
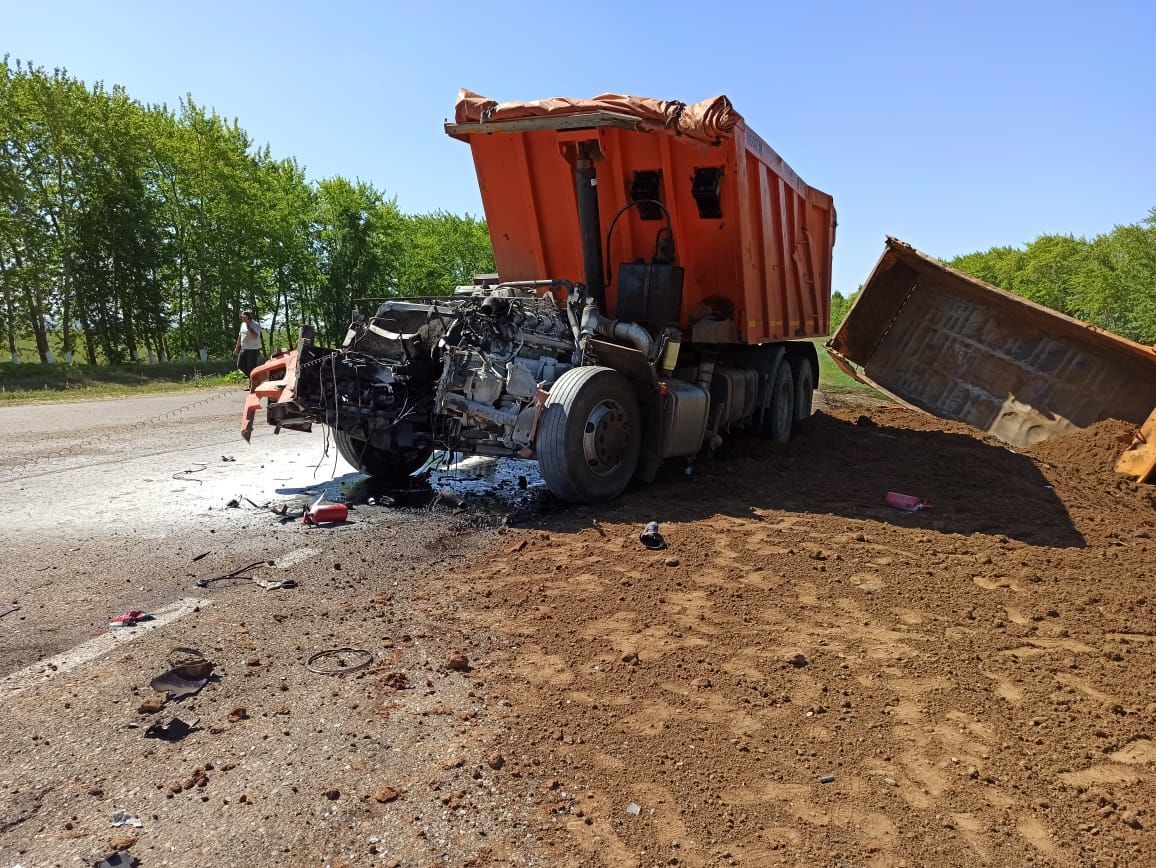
[303,496,348,526]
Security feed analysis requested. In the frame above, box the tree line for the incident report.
[830,210,1156,345]
[0,58,494,364]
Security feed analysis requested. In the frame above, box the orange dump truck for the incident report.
[243,91,835,502]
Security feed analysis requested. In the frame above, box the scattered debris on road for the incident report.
[136,693,165,714]
[253,578,297,591]
[94,849,138,868]
[639,521,667,550]
[171,463,208,483]
[108,611,152,629]
[110,811,143,828]
[373,786,404,803]
[149,648,213,698]
[306,647,372,676]
[195,560,265,588]
[144,716,198,742]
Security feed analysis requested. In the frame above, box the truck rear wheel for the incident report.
[764,361,795,443]
[333,430,430,485]
[537,366,641,503]
[789,356,815,431]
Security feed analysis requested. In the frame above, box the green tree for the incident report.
[0,58,495,364]
[397,211,494,296]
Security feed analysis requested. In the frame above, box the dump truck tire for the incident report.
[789,356,814,431]
[765,361,795,443]
[537,366,641,503]
[333,430,430,484]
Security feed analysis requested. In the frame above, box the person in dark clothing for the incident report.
[234,311,262,376]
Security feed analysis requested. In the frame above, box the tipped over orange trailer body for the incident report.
[447,91,836,343]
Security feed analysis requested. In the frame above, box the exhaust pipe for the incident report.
[581,304,654,359]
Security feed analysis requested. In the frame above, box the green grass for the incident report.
[0,360,245,403]
[813,339,872,393]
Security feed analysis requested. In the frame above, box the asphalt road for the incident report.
[0,389,536,676]
[0,390,370,673]
[1,389,362,527]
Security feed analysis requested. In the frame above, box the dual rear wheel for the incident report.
[761,355,815,443]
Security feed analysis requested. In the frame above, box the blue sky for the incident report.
[5,0,1153,293]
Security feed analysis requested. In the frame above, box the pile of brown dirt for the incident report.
[1026,418,1139,478]
[435,405,1156,866]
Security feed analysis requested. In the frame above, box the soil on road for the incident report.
[0,391,1153,867]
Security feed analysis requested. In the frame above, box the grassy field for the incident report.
[814,338,872,393]
[0,360,243,403]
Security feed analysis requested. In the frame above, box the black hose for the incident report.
[604,199,674,288]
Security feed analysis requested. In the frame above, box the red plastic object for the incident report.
[303,503,349,526]
[109,611,149,628]
[885,491,931,512]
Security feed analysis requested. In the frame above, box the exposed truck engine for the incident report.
[242,90,837,503]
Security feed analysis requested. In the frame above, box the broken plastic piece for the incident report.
[94,850,138,868]
[109,611,152,629]
[150,649,214,699]
[110,811,143,828]
[144,716,199,742]
[626,801,642,816]
[639,521,667,550]
[254,579,297,591]
[884,491,932,512]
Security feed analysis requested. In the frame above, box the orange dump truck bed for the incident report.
[447,91,836,344]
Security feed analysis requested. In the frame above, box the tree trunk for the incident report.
[0,258,19,362]
[22,286,50,362]
[11,251,50,362]
[81,314,98,365]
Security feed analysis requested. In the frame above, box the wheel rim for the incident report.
[582,399,631,476]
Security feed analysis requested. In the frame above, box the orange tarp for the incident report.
[453,89,743,144]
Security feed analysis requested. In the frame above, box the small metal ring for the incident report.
[306,647,373,676]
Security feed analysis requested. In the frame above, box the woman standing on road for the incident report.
[234,311,263,376]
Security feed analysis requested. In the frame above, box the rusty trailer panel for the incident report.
[828,238,1156,448]
[447,91,836,344]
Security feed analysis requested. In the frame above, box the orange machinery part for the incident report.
[240,350,299,441]
[446,91,836,344]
